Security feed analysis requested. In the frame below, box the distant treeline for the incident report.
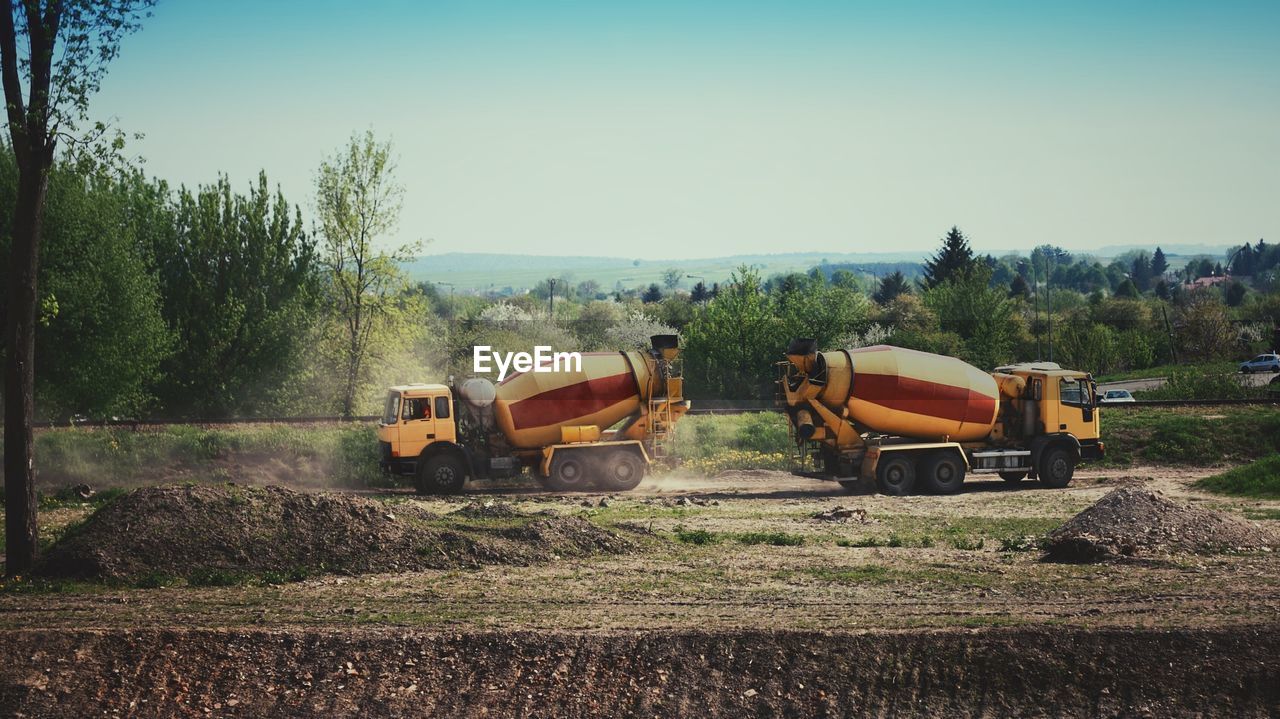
[1,147,1276,420]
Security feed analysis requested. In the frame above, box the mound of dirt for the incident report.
[38,485,631,581]
[1044,487,1278,562]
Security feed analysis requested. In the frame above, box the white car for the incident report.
[1098,389,1135,404]
[1239,354,1280,373]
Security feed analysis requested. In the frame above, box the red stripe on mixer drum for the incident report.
[852,373,995,425]
[508,373,638,429]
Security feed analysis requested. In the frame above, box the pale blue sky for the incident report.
[92,0,1279,258]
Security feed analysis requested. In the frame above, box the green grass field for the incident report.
[1194,455,1280,498]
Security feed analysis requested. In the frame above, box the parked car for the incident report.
[1239,353,1280,373]
[1098,389,1135,404]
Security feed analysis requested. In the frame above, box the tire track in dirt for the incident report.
[2,626,1278,718]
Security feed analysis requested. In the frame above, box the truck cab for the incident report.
[377,384,457,478]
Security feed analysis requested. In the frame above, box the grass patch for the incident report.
[949,536,986,551]
[671,413,791,474]
[793,564,995,589]
[999,536,1044,553]
[734,531,805,546]
[802,565,893,584]
[836,537,883,548]
[1099,406,1280,467]
[672,527,718,545]
[1242,508,1280,521]
[1194,455,1280,499]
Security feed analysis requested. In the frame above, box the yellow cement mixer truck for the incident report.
[780,340,1104,495]
[378,336,688,493]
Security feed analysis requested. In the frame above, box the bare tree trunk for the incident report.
[4,169,48,575]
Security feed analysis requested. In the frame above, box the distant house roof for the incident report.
[1183,275,1235,289]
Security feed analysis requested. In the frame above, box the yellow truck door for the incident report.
[1056,376,1096,439]
[398,393,437,458]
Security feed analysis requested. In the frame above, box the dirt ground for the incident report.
[4,465,1279,716]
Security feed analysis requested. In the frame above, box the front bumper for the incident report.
[1079,439,1105,461]
[379,441,417,476]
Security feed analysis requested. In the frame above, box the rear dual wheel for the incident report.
[544,449,646,492]
[876,451,966,496]
[544,452,592,492]
[920,452,966,495]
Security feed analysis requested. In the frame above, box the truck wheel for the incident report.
[920,452,965,494]
[999,471,1027,484]
[1038,447,1075,489]
[544,452,591,492]
[875,455,916,496]
[598,450,645,492]
[416,454,467,495]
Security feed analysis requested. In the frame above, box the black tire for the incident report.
[416,454,467,495]
[597,450,645,492]
[544,451,591,492]
[920,451,966,494]
[875,455,916,496]
[999,471,1027,484]
[1038,447,1076,489]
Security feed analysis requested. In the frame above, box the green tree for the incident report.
[1131,252,1152,291]
[31,163,170,418]
[150,173,319,417]
[924,268,1017,370]
[683,267,781,401]
[922,226,976,288]
[0,154,172,419]
[662,267,682,289]
[690,280,710,303]
[1,0,155,575]
[1225,281,1247,307]
[641,283,663,303]
[1151,246,1169,278]
[873,270,911,304]
[1115,279,1140,299]
[316,131,420,418]
[1009,274,1031,300]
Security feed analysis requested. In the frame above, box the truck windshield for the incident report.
[382,392,401,425]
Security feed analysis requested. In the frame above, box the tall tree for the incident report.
[0,159,172,419]
[922,226,975,288]
[873,271,911,304]
[316,130,419,418]
[1130,252,1152,292]
[690,280,709,303]
[1150,246,1169,278]
[151,173,319,417]
[1,0,154,575]
[661,267,682,290]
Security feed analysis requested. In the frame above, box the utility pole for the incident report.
[547,278,556,320]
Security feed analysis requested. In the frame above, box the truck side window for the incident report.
[434,396,451,419]
[1059,378,1089,407]
[402,398,431,421]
